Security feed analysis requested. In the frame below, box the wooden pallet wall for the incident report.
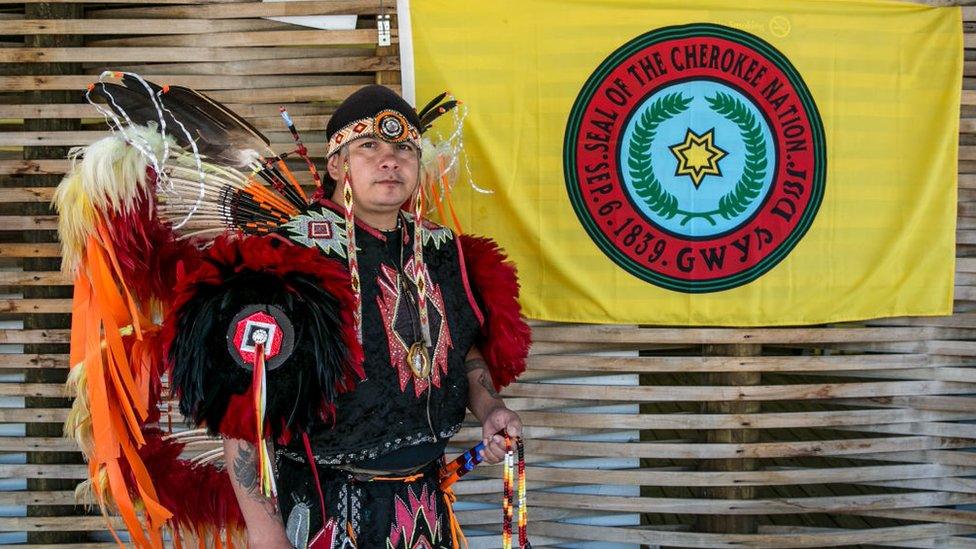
[1,1,975,548]
[0,0,399,546]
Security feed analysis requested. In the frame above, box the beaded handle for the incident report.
[502,436,530,549]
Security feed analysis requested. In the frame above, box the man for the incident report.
[221,86,530,548]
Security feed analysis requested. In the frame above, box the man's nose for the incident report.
[377,143,400,170]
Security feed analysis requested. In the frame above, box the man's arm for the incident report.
[465,347,523,464]
[223,438,291,548]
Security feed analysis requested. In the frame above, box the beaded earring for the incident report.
[341,159,362,342]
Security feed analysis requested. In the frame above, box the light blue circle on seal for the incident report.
[619,81,775,238]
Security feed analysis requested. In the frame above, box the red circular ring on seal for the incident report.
[564,24,825,293]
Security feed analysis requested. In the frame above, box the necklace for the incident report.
[393,214,431,380]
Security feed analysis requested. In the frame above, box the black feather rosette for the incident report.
[163,235,363,441]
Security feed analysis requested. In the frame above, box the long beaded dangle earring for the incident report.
[341,159,362,342]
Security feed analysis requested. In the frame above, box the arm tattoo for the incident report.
[233,442,279,517]
[477,370,502,400]
[465,357,489,374]
[466,358,502,399]
[233,443,259,494]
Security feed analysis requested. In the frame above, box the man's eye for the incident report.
[360,140,376,148]
[398,143,414,152]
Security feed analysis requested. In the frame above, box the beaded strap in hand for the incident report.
[502,436,530,549]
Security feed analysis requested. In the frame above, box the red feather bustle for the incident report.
[104,167,202,303]
[127,430,244,535]
[130,234,367,542]
[458,234,531,390]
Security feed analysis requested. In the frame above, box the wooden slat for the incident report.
[0,516,123,531]
[0,186,57,201]
[838,421,976,439]
[0,216,58,230]
[0,131,335,151]
[0,491,78,505]
[524,436,971,460]
[0,103,329,119]
[0,243,61,257]
[206,84,395,103]
[526,520,976,548]
[515,408,973,430]
[530,325,941,344]
[518,490,976,516]
[798,365,976,383]
[863,449,976,467]
[90,28,397,48]
[0,329,71,343]
[858,507,976,527]
[0,354,69,369]
[503,380,975,402]
[0,437,82,452]
[4,18,286,34]
[464,463,976,487]
[10,0,253,4]
[0,134,331,149]
[0,383,72,397]
[0,74,370,91]
[866,477,976,494]
[107,56,399,76]
[0,45,382,63]
[0,409,69,422]
[526,354,945,373]
[840,395,976,413]
[0,464,89,479]
[0,271,71,286]
[927,340,976,355]
[90,0,387,19]
[0,299,73,313]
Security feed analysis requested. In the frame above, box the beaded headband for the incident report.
[326,109,422,158]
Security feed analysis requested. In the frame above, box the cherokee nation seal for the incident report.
[564,23,825,293]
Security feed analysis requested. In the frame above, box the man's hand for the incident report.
[464,347,525,464]
[479,406,523,465]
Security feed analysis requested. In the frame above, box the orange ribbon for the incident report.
[71,220,173,547]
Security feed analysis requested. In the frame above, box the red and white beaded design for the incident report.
[230,311,283,365]
[342,161,362,342]
[375,259,453,397]
[326,109,421,159]
[412,183,433,348]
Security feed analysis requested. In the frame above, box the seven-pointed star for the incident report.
[668,128,728,188]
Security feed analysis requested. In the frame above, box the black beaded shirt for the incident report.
[274,200,483,466]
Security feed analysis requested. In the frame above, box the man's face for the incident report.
[327,137,420,216]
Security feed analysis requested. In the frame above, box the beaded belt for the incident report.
[332,460,434,481]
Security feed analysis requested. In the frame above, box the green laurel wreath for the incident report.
[706,92,767,220]
[628,92,768,226]
[628,93,690,220]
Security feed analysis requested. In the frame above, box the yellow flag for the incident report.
[410,0,961,326]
